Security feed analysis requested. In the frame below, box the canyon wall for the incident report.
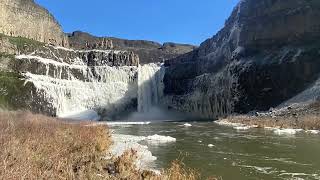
[68,31,196,64]
[1,44,139,120]
[0,0,68,46]
[164,0,320,119]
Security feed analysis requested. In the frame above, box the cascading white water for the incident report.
[137,63,165,113]
[15,46,168,120]
[16,48,138,120]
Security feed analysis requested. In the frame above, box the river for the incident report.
[110,121,320,180]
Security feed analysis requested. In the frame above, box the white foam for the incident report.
[237,165,274,175]
[273,129,303,135]
[105,121,151,126]
[233,126,250,130]
[208,144,215,147]
[280,172,320,179]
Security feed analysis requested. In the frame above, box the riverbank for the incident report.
[216,102,320,134]
[0,111,201,180]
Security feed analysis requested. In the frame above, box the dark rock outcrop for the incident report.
[68,31,196,64]
[164,0,320,119]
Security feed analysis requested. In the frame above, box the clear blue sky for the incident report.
[35,0,239,45]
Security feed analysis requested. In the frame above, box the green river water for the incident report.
[111,122,320,180]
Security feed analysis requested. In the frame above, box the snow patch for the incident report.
[110,134,156,170]
[109,133,176,171]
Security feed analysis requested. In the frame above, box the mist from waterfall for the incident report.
[124,63,192,121]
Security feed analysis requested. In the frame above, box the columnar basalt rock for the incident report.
[164,0,320,119]
[68,31,196,64]
[0,0,68,47]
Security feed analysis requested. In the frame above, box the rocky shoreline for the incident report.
[215,101,320,135]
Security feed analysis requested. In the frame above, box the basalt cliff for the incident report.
[164,0,320,119]
[67,31,196,64]
[0,0,68,46]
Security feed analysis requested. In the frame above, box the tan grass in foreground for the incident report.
[0,111,204,180]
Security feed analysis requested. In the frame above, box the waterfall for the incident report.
[137,63,165,112]
[16,48,138,120]
[15,46,167,120]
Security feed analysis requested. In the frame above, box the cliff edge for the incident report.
[0,0,68,46]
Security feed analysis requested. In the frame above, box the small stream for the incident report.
[110,121,320,180]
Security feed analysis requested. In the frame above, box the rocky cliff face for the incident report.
[0,34,140,119]
[164,0,320,119]
[68,31,196,64]
[0,0,68,46]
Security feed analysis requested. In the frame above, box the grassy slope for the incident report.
[0,72,34,110]
[0,111,204,180]
[0,33,44,109]
[0,33,44,53]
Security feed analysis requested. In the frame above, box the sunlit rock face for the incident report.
[11,45,139,119]
[164,0,320,119]
[0,0,68,46]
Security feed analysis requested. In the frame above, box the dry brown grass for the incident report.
[0,111,204,180]
[162,160,200,180]
[0,111,112,179]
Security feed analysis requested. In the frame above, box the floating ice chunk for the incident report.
[146,134,176,143]
[208,144,215,147]
[233,126,250,130]
[306,130,320,134]
[183,123,192,127]
[274,129,303,135]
